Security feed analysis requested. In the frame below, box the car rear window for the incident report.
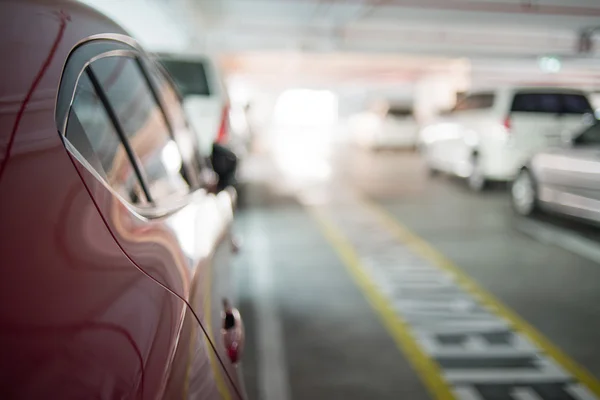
[387,107,412,118]
[160,59,211,97]
[511,92,593,114]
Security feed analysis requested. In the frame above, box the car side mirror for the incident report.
[211,143,238,192]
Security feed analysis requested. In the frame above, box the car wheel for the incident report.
[468,154,486,191]
[511,168,537,216]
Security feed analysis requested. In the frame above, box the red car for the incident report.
[0,1,245,398]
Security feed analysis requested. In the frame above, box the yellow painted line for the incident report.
[362,198,600,397]
[309,207,456,400]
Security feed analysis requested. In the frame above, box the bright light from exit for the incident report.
[271,89,339,182]
[273,89,338,127]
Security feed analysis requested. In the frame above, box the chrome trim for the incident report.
[57,39,199,219]
[62,50,138,135]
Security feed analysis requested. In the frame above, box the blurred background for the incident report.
[80,1,600,399]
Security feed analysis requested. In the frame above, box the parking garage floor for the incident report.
[232,147,600,400]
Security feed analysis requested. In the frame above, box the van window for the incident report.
[387,107,412,118]
[454,93,495,111]
[66,72,147,204]
[90,56,190,204]
[160,59,211,97]
[511,92,593,114]
[563,94,593,114]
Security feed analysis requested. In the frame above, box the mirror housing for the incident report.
[210,143,238,192]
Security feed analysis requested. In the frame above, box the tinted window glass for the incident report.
[387,108,412,118]
[148,64,204,189]
[91,56,190,203]
[66,72,147,204]
[573,123,600,146]
[563,94,593,114]
[511,93,561,113]
[454,93,494,111]
[511,92,592,114]
[160,59,211,97]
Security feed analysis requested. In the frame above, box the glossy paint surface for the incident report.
[0,1,242,398]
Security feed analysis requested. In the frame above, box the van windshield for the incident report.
[159,59,211,97]
[511,92,592,114]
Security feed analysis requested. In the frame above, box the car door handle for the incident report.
[222,299,244,364]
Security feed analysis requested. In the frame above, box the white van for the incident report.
[350,103,419,150]
[421,87,595,190]
[157,54,231,158]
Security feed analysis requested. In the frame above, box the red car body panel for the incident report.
[0,1,243,398]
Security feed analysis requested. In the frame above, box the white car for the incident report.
[350,104,419,150]
[157,54,231,158]
[421,87,595,190]
[512,122,600,221]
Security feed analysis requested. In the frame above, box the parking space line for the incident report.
[309,207,456,400]
[363,198,600,398]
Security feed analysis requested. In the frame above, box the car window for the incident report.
[512,93,561,113]
[511,92,592,114]
[66,72,148,205]
[454,93,494,111]
[90,56,190,204]
[562,94,593,114]
[573,123,600,146]
[159,59,211,97]
[147,63,205,189]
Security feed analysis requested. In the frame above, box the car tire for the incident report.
[511,168,538,216]
[467,154,486,191]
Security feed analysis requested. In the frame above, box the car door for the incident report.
[56,37,244,398]
[533,123,600,221]
[510,91,566,158]
[148,61,247,399]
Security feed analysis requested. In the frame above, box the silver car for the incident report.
[512,122,600,222]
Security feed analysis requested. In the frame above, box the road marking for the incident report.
[568,384,597,400]
[364,199,600,397]
[453,386,483,400]
[308,192,600,400]
[248,214,292,400]
[515,217,600,264]
[310,207,455,400]
[512,387,543,400]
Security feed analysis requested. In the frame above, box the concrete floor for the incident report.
[233,147,600,400]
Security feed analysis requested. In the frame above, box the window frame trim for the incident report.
[84,56,154,203]
[56,35,199,218]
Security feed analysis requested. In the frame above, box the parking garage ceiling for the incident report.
[82,0,600,89]
[191,0,600,56]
